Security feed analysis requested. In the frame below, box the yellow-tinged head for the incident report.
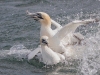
[27,11,51,26]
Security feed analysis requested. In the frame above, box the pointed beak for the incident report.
[26,10,39,21]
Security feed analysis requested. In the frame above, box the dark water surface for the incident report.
[0,0,100,75]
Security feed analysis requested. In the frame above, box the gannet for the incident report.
[40,36,65,65]
[27,11,98,53]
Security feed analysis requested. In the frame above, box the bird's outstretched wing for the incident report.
[28,47,41,60]
[55,19,97,40]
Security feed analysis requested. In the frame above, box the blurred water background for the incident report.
[0,0,100,75]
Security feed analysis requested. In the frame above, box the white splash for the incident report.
[8,44,31,60]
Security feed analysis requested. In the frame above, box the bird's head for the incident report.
[27,11,51,26]
[40,36,49,46]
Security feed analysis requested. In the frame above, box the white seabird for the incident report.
[40,36,65,65]
[27,11,99,60]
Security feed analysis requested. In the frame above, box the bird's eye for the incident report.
[37,13,41,16]
[36,13,43,19]
[42,39,45,43]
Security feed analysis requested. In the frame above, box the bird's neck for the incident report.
[41,45,55,56]
[41,45,49,52]
[40,24,54,38]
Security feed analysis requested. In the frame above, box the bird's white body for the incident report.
[38,36,65,65]
[41,45,63,65]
